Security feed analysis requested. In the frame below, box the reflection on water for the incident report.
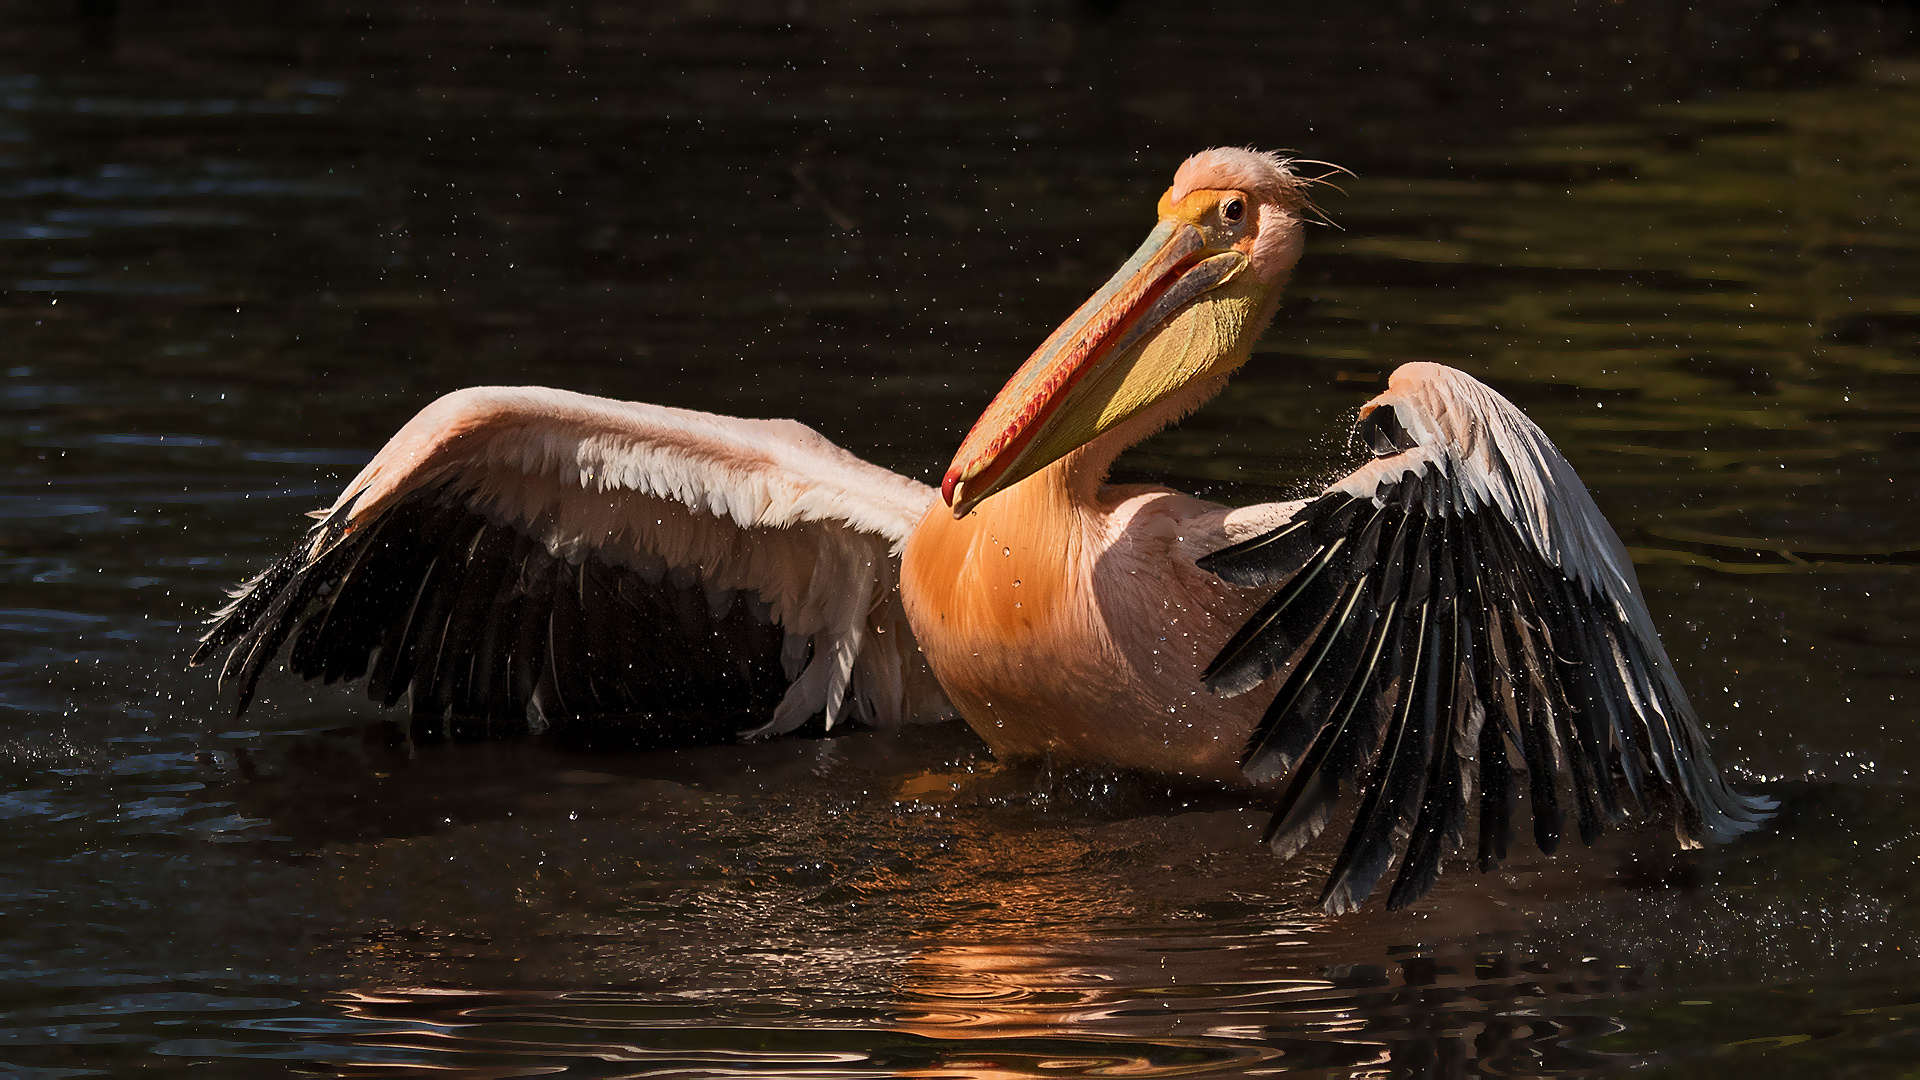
[316,943,1647,1076]
[247,732,1660,1076]
[3,1,1920,1075]
[88,724,1911,1076]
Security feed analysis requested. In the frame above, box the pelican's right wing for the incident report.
[193,386,952,739]
[1201,363,1771,912]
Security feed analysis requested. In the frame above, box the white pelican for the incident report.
[195,148,1769,911]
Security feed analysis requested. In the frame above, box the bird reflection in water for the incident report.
[316,926,1649,1075]
[279,743,1678,1076]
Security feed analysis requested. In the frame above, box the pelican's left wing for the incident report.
[193,386,950,740]
[1201,363,1772,912]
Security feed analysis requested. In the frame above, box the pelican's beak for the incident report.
[941,194,1254,518]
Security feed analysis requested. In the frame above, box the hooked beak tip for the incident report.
[941,473,976,518]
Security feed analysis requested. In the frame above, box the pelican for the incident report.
[195,148,1770,911]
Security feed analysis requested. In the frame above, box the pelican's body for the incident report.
[196,148,1770,910]
[900,440,1288,783]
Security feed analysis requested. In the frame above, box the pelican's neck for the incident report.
[904,275,1284,640]
[1050,270,1285,507]
[903,446,1088,655]
[1048,361,1241,511]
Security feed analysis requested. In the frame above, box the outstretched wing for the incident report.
[1201,363,1772,913]
[193,386,952,740]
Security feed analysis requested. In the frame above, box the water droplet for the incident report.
[1012,579,1021,587]
[1002,547,1011,556]
[1014,602,1022,608]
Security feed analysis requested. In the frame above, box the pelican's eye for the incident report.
[1222,197,1245,224]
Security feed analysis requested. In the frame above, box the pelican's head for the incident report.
[942,148,1319,517]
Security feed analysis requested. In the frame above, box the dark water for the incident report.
[4,2,1919,1075]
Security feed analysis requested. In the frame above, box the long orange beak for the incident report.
[941,217,1245,518]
